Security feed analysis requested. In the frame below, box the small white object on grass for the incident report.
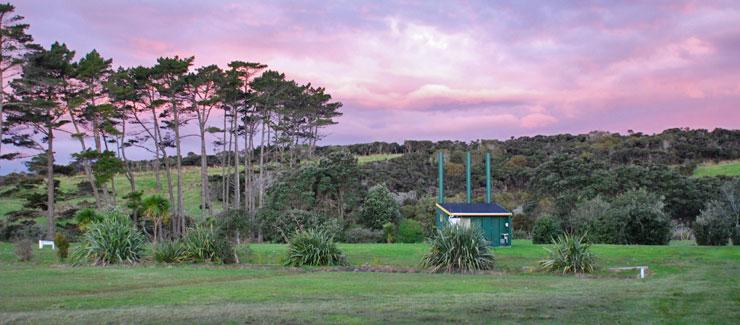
[38,240,55,250]
[608,266,648,279]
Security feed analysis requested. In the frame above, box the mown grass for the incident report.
[1,240,738,323]
[693,160,740,177]
[356,153,402,165]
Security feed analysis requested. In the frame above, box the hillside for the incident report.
[694,160,740,177]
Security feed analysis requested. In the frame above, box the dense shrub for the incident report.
[397,219,424,243]
[421,224,495,273]
[693,201,734,246]
[513,229,530,240]
[262,209,342,243]
[71,214,147,265]
[180,225,235,263]
[153,240,184,263]
[733,225,740,246]
[285,229,347,267]
[74,208,101,231]
[532,215,561,244]
[569,196,610,236]
[608,189,672,245]
[54,233,69,261]
[214,209,254,244]
[539,233,597,274]
[344,225,384,243]
[14,239,33,262]
[382,222,395,243]
[361,184,400,230]
[671,222,693,241]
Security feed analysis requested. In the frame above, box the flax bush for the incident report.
[421,224,495,273]
[539,233,597,274]
[72,215,147,265]
[285,229,347,267]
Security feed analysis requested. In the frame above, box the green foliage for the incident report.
[421,224,495,273]
[539,233,597,274]
[261,209,342,243]
[72,215,147,265]
[604,189,672,245]
[397,219,424,243]
[54,232,69,261]
[214,209,253,242]
[733,225,740,246]
[569,196,610,235]
[344,225,384,243]
[153,240,184,263]
[532,215,561,244]
[74,208,101,231]
[285,229,347,267]
[180,225,235,264]
[361,184,399,230]
[693,200,734,246]
[382,222,395,243]
[14,239,33,262]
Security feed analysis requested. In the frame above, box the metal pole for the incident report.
[485,152,491,203]
[438,151,444,204]
[466,151,471,203]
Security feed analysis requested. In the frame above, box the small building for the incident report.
[435,151,513,247]
[436,202,512,247]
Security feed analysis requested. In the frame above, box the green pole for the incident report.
[438,151,444,204]
[466,151,471,203]
[486,152,491,203]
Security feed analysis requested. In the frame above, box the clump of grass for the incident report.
[539,233,597,274]
[153,240,185,263]
[14,239,33,262]
[421,224,495,273]
[285,229,347,267]
[54,233,70,261]
[72,216,147,265]
[179,225,235,264]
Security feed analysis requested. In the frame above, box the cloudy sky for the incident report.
[9,0,740,168]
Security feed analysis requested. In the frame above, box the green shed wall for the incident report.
[469,216,512,247]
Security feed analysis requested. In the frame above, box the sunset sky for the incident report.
[8,0,740,170]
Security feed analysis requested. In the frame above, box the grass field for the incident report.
[356,153,403,165]
[694,160,740,177]
[1,240,738,323]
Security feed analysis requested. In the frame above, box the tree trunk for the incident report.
[120,120,137,224]
[46,124,55,239]
[68,113,102,208]
[173,100,184,236]
[199,123,209,218]
[150,105,162,193]
[233,111,240,208]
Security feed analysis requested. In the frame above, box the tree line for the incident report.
[0,3,341,240]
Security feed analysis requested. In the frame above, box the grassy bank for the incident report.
[1,240,738,323]
[694,160,740,177]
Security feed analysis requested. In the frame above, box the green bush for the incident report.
[382,222,395,243]
[54,233,69,261]
[344,225,384,243]
[14,239,33,262]
[733,225,740,246]
[693,200,734,246]
[74,208,101,231]
[609,189,672,245]
[421,224,495,273]
[153,240,184,263]
[285,229,347,267]
[539,233,597,274]
[180,225,235,263]
[532,215,561,244]
[72,215,147,265]
[361,184,400,230]
[397,219,424,243]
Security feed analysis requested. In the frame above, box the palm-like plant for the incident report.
[539,233,597,274]
[421,224,495,273]
[141,195,170,243]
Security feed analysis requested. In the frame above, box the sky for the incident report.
[5,0,740,171]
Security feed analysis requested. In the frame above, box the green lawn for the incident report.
[1,240,738,323]
[357,153,403,165]
[694,160,740,177]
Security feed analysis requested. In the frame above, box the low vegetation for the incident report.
[285,229,347,267]
[539,233,597,274]
[71,213,147,265]
[421,224,495,273]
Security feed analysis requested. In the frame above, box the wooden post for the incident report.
[485,152,491,204]
[466,151,471,203]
